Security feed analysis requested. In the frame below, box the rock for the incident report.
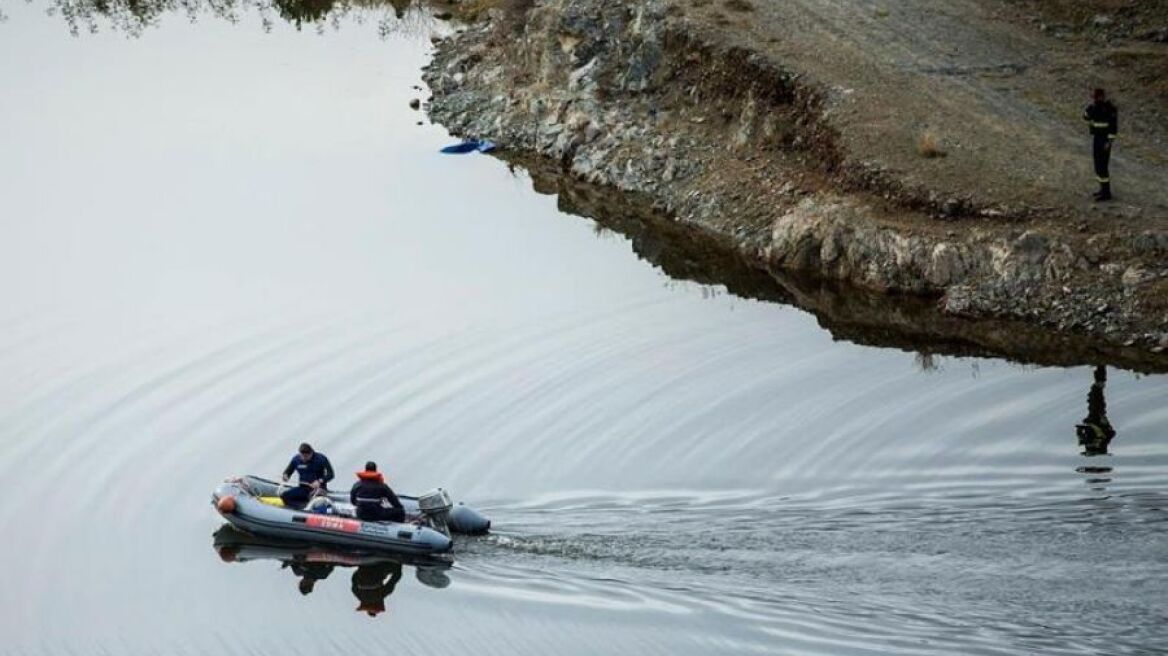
[927,243,965,287]
[409,98,421,110]
[1082,236,1105,264]
[568,58,598,91]
[1122,266,1151,288]
[434,11,453,20]
[942,285,974,315]
[1130,231,1168,255]
[819,224,845,264]
[940,198,964,217]
[1012,230,1049,266]
[1092,14,1114,28]
[1138,27,1168,42]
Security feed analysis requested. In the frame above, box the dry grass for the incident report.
[724,0,754,12]
[1139,279,1168,312]
[1012,0,1168,35]
[917,131,947,158]
[449,0,535,40]
[452,0,534,22]
[1104,48,1168,101]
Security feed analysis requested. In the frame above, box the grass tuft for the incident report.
[453,0,534,24]
[918,131,947,159]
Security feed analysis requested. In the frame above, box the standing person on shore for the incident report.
[1083,88,1118,201]
[280,442,335,507]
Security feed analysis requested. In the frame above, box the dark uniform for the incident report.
[281,451,335,507]
[1083,100,1118,199]
[350,470,405,523]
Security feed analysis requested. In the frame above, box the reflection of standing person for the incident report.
[352,562,403,617]
[1077,366,1116,456]
[285,559,335,596]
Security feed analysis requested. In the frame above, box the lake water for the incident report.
[1,2,1165,654]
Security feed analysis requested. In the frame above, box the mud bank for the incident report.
[423,0,1168,368]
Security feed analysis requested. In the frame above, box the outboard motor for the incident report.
[417,488,454,536]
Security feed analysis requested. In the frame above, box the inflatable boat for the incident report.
[211,475,489,556]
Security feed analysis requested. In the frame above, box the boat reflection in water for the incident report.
[213,525,451,617]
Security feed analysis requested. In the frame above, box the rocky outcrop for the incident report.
[424,0,1168,366]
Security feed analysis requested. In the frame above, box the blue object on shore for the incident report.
[441,139,497,154]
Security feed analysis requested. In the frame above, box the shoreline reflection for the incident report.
[46,0,421,36]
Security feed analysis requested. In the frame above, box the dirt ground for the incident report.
[673,0,1168,230]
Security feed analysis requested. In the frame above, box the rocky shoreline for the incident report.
[423,0,1168,369]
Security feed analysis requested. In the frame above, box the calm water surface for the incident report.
[1,3,1166,654]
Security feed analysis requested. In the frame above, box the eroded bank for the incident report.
[423,0,1168,369]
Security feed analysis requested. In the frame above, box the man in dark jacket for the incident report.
[350,461,405,523]
[1083,88,1119,201]
[280,442,334,508]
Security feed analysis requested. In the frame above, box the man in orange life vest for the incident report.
[350,461,405,523]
